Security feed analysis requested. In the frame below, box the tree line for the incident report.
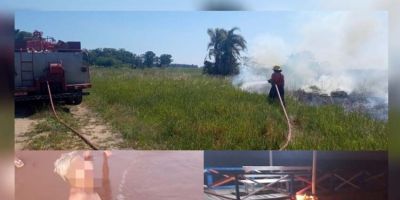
[15,29,33,49]
[15,28,248,75]
[14,29,173,68]
[84,48,173,68]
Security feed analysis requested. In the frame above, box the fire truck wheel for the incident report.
[66,95,82,105]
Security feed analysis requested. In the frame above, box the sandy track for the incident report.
[70,104,124,149]
[14,104,125,150]
[14,118,38,150]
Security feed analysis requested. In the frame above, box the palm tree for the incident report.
[207,28,225,74]
[205,27,247,75]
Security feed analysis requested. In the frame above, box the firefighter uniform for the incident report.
[268,65,285,105]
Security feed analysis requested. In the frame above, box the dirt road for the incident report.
[14,104,124,150]
[14,118,38,150]
[69,104,124,149]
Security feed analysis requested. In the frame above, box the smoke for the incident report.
[234,12,388,104]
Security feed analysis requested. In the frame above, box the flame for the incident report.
[296,194,318,200]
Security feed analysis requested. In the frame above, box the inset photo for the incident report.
[204,151,387,200]
[15,150,203,200]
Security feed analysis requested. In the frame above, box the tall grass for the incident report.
[85,67,387,150]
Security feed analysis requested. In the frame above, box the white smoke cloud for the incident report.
[318,0,393,11]
[250,34,290,68]
[297,12,387,70]
[234,11,388,103]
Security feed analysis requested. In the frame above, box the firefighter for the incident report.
[268,65,285,105]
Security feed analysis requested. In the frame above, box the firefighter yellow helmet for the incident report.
[273,65,282,71]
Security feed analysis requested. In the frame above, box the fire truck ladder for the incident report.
[19,51,35,87]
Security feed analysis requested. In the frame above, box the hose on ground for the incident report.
[275,84,292,150]
[46,81,98,150]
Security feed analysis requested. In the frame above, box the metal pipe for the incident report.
[312,151,317,195]
[234,175,241,200]
[269,150,273,166]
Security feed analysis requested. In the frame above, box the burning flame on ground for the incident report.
[296,194,318,200]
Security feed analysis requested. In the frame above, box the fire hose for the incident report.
[275,84,292,150]
[46,81,98,150]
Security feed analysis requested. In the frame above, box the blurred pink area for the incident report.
[15,151,203,200]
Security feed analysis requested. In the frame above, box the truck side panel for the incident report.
[15,52,89,89]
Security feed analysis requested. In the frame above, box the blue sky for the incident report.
[15,11,387,67]
[15,11,306,65]
[4,0,321,11]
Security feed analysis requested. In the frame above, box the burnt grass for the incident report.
[84,67,387,150]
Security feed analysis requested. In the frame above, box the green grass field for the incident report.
[84,67,387,150]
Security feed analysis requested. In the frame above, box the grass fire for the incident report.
[14,11,388,150]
